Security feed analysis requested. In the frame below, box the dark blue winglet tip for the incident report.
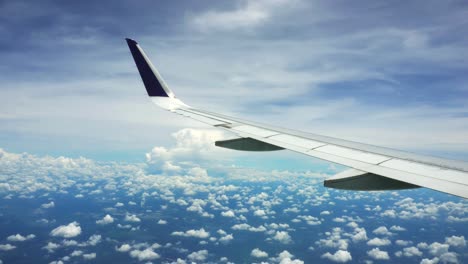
[125,38,138,45]
[125,38,170,97]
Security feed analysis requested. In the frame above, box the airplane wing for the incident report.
[125,38,468,199]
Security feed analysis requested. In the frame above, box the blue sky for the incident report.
[1,0,468,163]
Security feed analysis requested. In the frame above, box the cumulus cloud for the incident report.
[390,225,406,232]
[439,252,459,263]
[219,234,234,244]
[396,240,412,246]
[367,248,390,260]
[41,201,55,209]
[188,250,208,261]
[254,209,266,217]
[276,250,304,264]
[251,248,268,258]
[232,223,266,232]
[373,226,392,236]
[321,250,352,263]
[351,227,368,242]
[0,244,16,251]
[221,210,235,217]
[86,235,102,246]
[298,215,321,225]
[124,214,141,223]
[96,214,114,225]
[317,228,349,250]
[7,234,35,242]
[273,231,292,244]
[50,222,81,238]
[420,257,440,264]
[146,129,227,174]
[367,237,391,246]
[333,217,346,223]
[445,236,466,247]
[401,246,423,257]
[71,250,83,256]
[82,253,96,260]
[428,242,449,256]
[43,242,60,253]
[172,228,210,239]
[116,244,132,252]
[157,219,167,225]
[130,248,160,261]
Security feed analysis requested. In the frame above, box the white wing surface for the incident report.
[126,38,468,199]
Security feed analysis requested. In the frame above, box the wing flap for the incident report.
[314,145,391,164]
[379,159,468,185]
[268,134,326,149]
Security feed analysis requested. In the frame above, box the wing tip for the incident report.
[125,38,138,45]
[125,38,173,98]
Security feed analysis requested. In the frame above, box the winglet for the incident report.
[125,38,175,98]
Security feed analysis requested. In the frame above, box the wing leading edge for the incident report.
[125,38,468,199]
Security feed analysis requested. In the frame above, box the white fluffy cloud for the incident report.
[420,257,440,264]
[71,250,83,256]
[317,227,349,250]
[321,250,352,263]
[130,248,160,261]
[367,237,391,246]
[157,219,167,225]
[373,226,392,236]
[428,242,449,256]
[221,210,235,217]
[188,250,208,261]
[276,250,304,264]
[402,246,423,257]
[96,214,114,225]
[251,248,268,258]
[41,201,55,209]
[0,244,16,251]
[396,240,412,246]
[43,242,60,253]
[351,227,368,242]
[390,225,406,232]
[116,244,132,252]
[219,234,234,244]
[50,222,81,238]
[82,253,96,260]
[232,223,266,232]
[445,236,466,247]
[86,235,102,246]
[367,248,390,260]
[172,228,210,239]
[254,209,267,217]
[145,129,227,174]
[6,234,35,242]
[273,231,292,244]
[124,214,141,223]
